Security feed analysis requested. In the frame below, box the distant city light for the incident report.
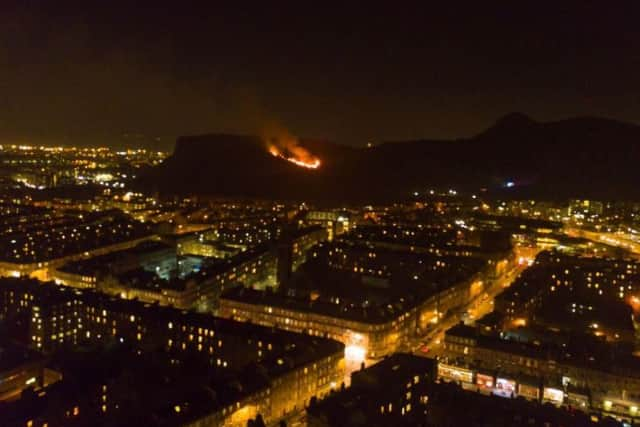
[95,173,114,182]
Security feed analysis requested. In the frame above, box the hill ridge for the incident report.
[138,114,640,202]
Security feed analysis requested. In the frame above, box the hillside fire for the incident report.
[268,144,321,169]
[262,122,321,169]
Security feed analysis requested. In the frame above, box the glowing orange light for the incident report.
[268,145,321,169]
[512,318,527,327]
[345,344,366,362]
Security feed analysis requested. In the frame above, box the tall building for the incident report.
[569,199,605,218]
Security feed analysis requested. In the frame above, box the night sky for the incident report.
[1,1,639,149]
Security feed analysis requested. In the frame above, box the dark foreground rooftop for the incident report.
[308,353,619,427]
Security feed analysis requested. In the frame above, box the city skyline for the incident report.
[3,3,640,426]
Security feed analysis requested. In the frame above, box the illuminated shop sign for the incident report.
[518,384,540,400]
[476,373,494,388]
[494,378,516,397]
[543,387,564,404]
[438,364,473,383]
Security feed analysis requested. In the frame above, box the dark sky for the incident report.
[1,1,639,150]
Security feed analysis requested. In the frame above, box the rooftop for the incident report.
[57,240,172,276]
[308,354,606,427]
[446,323,640,379]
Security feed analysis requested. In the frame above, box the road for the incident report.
[408,248,538,358]
[272,247,538,427]
[566,227,640,258]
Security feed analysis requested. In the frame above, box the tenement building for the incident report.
[218,251,487,359]
[0,277,344,426]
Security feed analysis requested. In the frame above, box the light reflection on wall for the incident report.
[345,344,366,363]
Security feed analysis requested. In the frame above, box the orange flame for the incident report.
[268,145,321,169]
[262,122,321,169]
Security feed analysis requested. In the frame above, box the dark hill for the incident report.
[138,114,640,202]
